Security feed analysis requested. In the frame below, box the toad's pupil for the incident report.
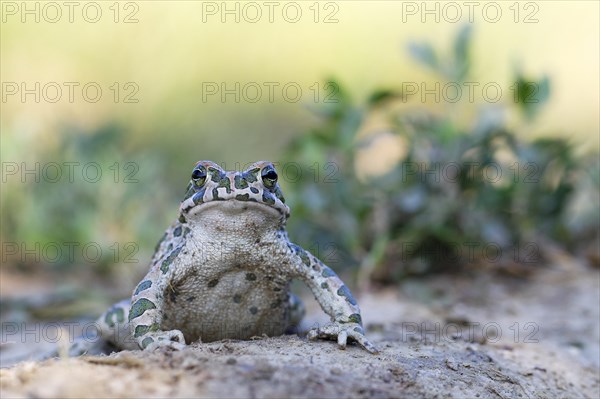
[192,169,205,180]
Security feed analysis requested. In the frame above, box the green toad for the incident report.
[69,161,377,355]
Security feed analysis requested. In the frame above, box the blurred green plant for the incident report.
[2,26,597,287]
[1,124,173,275]
[285,26,599,283]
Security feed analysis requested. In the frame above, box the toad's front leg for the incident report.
[128,253,186,351]
[285,243,378,354]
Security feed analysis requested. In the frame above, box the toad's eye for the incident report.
[261,167,278,188]
[191,166,207,187]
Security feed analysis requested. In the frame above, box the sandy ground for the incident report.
[1,265,599,398]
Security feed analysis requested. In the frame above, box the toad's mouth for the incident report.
[179,188,290,218]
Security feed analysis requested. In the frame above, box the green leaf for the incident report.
[452,24,472,81]
[512,72,551,120]
[408,42,439,71]
[367,90,400,106]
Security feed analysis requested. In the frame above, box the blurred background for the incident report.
[1,1,599,362]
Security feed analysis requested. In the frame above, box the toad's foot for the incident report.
[139,329,187,351]
[307,322,379,354]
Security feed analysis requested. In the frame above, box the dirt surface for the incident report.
[1,266,599,398]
